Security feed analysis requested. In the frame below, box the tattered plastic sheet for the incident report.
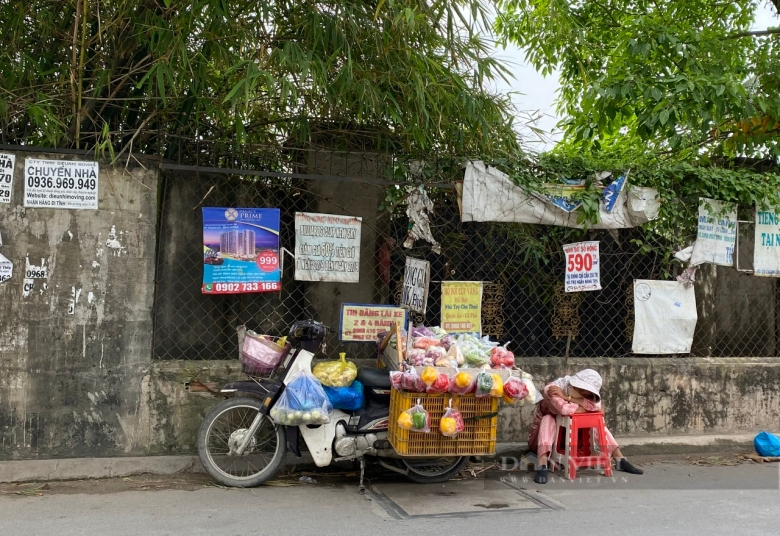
[632,280,697,354]
[404,186,441,254]
[460,161,660,229]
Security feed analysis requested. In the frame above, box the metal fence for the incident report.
[152,153,780,362]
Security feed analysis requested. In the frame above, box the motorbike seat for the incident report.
[356,367,391,389]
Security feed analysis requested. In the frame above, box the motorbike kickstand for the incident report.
[358,457,366,494]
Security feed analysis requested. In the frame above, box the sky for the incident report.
[489,2,780,153]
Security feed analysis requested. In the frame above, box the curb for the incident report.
[0,433,762,483]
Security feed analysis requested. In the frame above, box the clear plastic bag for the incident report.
[475,371,494,397]
[421,366,439,386]
[390,370,403,390]
[447,344,464,366]
[426,373,451,394]
[502,376,529,404]
[323,380,364,411]
[397,399,430,433]
[270,370,333,426]
[400,367,426,392]
[313,352,357,387]
[489,374,504,398]
[489,344,515,369]
[522,378,542,404]
[451,371,475,395]
[439,400,466,437]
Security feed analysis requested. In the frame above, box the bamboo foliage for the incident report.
[0,0,520,157]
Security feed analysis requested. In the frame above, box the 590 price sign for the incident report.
[563,241,601,293]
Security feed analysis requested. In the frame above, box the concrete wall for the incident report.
[498,356,780,443]
[139,356,780,454]
[0,152,158,460]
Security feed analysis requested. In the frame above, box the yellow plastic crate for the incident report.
[388,390,498,457]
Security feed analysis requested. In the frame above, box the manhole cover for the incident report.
[370,479,554,518]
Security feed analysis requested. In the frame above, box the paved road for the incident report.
[0,460,778,536]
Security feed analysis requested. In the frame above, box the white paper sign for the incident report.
[0,153,15,204]
[754,202,780,277]
[563,241,601,292]
[690,198,737,266]
[0,253,12,283]
[632,280,697,354]
[294,212,362,282]
[24,158,99,210]
[24,256,48,279]
[401,257,430,314]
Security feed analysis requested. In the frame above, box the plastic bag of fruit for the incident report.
[439,400,466,437]
[313,352,358,387]
[450,371,475,395]
[270,370,333,426]
[396,400,430,433]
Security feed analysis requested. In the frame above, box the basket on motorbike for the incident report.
[388,391,498,457]
[241,332,291,375]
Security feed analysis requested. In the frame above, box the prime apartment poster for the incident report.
[202,207,281,294]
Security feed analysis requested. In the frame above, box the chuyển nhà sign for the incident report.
[24,158,98,210]
[0,153,16,204]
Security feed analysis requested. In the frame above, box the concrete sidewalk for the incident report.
[0,432,758,483]
[0,460,778,536]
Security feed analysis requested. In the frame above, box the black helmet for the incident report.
[289,320,326,352]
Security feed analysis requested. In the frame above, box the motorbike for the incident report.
[197,319,468,490]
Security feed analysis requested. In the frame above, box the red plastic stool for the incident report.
[549,412,613,480]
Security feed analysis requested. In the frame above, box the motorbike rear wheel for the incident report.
[198,397,286,488]
[402,456,469,484]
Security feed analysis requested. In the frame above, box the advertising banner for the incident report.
[339,303,407,342]
[0,153,15,204]
[689,198,737,266]
[202,207,281,294]
[295,212,362,282]
[754,201,780,277]
[563,241,601,292]
[441,281,483,334]
[24,158,98,209]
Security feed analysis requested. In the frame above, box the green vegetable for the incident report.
[412,411,427,430]
[464,349,488,366]
[477,372,493,393]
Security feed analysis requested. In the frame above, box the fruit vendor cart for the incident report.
[377,322,535,457]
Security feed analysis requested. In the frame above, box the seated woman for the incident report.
[528,368,644,484]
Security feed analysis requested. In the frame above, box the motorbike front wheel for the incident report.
[402,456,469,484]
[198,397,286,488]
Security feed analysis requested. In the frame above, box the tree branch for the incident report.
[726,28,780,40]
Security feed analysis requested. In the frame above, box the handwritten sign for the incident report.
[563,241,601,292]
[441,281,483,334]
[295,212,362,283]
[401,257,430,314]
[754,201,780,277]
[339,304,407,342]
